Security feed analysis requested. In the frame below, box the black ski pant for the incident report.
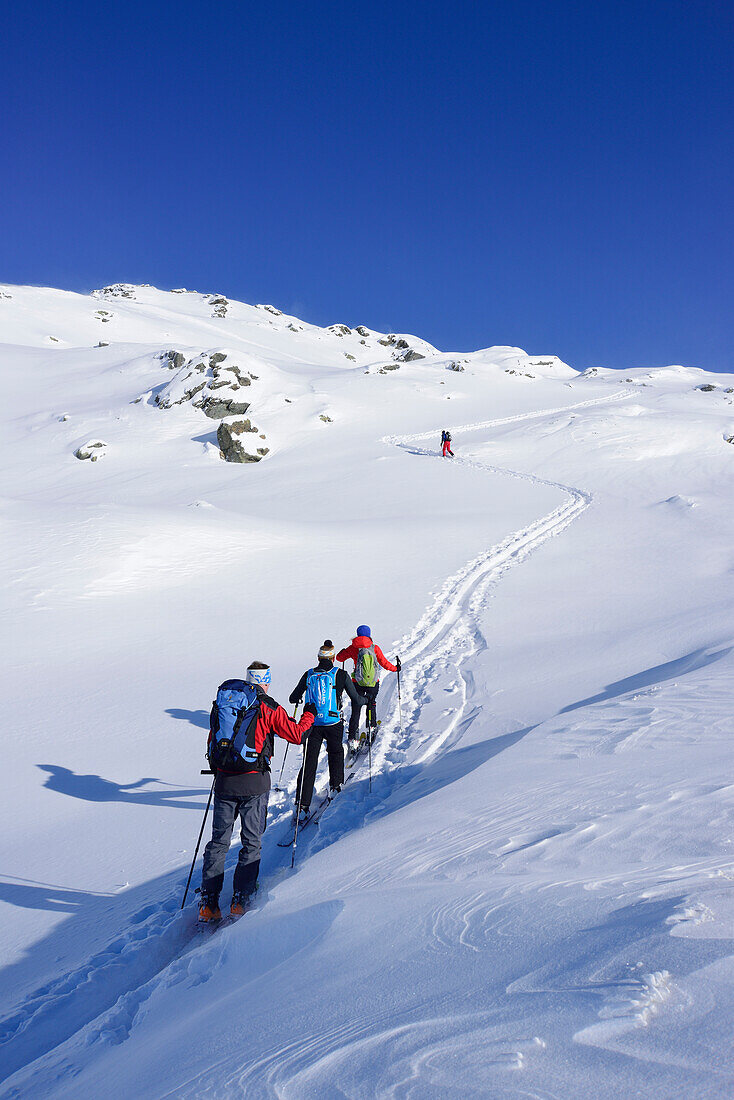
[201,790,268,901]
[295,722,345,811]
[348,683,379,739]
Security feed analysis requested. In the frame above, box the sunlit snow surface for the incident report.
[0,284,732,1098]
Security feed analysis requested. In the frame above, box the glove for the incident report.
[303,702,317,717]
[395,656,402,672]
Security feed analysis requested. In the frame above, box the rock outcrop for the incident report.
[209,295,228,318]
[155,351,253,418]
[93,284,136,300]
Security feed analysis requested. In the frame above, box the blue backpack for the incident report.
[208,679,263,772]
[304,667,341,725]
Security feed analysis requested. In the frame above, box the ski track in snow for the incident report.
[0,391,633,1093]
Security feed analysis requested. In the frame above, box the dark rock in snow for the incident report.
[75,440,108,461]
[217,420,264,463]
[94,284,136,299]
[355,326,370,337]
[202,397,251,419]
[697,384,716,392]
[161,349,186,370]
[447,361,464,372]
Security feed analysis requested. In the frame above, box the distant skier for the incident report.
[441,430,454,457]
[289,640,366,822]
[337,627,400,753]
[199,661,316,922]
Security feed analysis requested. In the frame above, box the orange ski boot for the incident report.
[198,896,221,923]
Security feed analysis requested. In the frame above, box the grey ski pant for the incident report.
[201,790,268,901]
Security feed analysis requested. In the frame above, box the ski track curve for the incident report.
[0,390,631,1094]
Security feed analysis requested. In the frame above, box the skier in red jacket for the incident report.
[336,626,400,753]
[441,430,454,457]
[199,660,315,922]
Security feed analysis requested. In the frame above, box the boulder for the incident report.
[328,324,352,337]
[355,326,370,337]
[217,420,265,463]
[74,440,108,461]
[697,384,716,392]
[161,349,186,370]
[446,360,464,372]
[202,396,251,419]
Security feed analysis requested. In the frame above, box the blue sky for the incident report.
[2,0,732,370]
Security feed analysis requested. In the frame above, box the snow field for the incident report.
[1,284,733,1097]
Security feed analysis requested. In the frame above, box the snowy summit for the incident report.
[1,282,733,1097]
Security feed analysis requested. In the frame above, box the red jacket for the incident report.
[336,635,397,677]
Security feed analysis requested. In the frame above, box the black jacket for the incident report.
[290,660,364,718]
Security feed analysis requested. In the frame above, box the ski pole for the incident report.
[291,737,307,869]
[181,776,215,910]
[275,705,299,790]
[397,658,403,735]
[368,725,372,793]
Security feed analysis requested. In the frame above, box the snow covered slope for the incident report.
[1,283,732,1098]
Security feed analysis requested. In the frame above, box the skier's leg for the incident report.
[367,684,380,730]
[201,793,237,901]
[233,791,269,899]
[298,730,323,811]
[348,694,363,740]
[325,721,345,789]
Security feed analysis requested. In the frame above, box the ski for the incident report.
[277,792,332,847]
[346,722,380,768]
